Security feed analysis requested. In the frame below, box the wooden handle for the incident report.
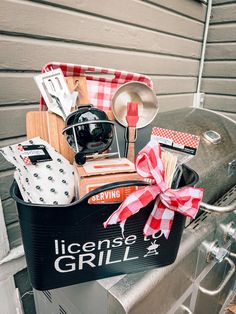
[127,127,136,162]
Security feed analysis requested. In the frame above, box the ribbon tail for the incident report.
[120,220,126,238]
[143,197,175,239]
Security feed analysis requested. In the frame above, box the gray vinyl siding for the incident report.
[202,0,236,113]
[0,0,207,248]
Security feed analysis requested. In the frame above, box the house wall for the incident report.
[0,0,207,251]
[0,1,207,313]
[202,0,236,115]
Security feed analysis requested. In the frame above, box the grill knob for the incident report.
[206,240,228,263]
[223,221,236,242]
[200,241,235,296]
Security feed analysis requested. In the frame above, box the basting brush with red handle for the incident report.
[125,102,139,162]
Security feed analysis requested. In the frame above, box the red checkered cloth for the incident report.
[104,140,204,238]
[17,145,31,165]
[40,63,153,111]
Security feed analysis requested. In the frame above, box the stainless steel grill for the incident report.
[34,108,236,314]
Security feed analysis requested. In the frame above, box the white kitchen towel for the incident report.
[0,137,75,205]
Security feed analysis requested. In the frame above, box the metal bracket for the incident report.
[193,93,205,108]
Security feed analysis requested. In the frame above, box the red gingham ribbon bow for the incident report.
[104,140,204,239]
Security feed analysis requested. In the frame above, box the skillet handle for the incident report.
[79,180,149,203]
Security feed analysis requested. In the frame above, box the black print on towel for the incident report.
[21,145,52,164]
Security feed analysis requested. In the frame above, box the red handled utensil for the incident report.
[125,102,139,162]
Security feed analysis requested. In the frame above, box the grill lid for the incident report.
[146,107,236,203]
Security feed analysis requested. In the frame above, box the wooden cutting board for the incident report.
[66,76,90,106]
[26,111,75,164]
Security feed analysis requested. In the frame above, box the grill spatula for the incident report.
[125,102,139,162]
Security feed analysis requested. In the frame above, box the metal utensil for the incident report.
[49,93,67,120]
[112,81,158,129]
[34,69,76,120]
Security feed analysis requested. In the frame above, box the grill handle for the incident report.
[200,200,236,213]
[180,305,193,314]
[229,251,236,258]
[199,257,235,296]
[199,241,236,296]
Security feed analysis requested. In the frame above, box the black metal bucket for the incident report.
[11,165,198,291]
